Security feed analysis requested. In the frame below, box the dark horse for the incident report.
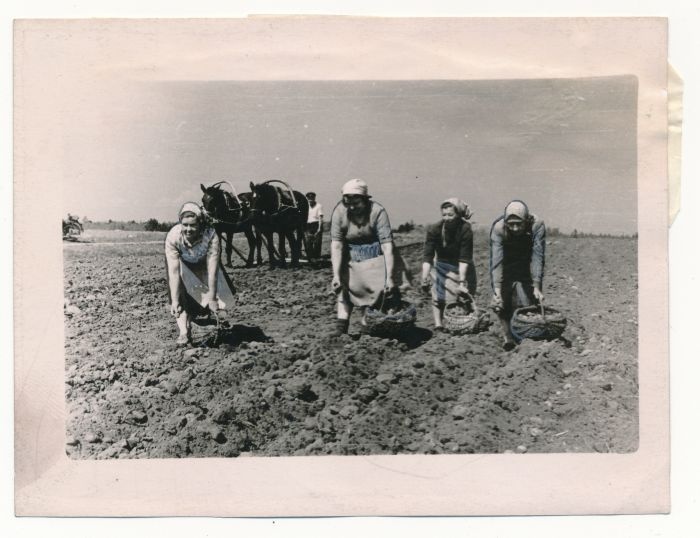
[249,180,309,268]
[200,182,261,268]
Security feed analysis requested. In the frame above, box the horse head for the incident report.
[201,183,223,216]
[248,181,273,217]
[202,182,250,224]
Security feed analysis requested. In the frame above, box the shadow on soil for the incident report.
[200,323,271,348]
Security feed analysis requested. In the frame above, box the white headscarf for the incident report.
[341,178,371,197]
[178,202,204,222]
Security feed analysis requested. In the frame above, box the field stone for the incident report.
[263,385,279,401]
[131,410,148,424]
[451,405,469,420]
[160,381,178,394]
[354,387,378,404]
[339,405,358,419]
[85,432,101,443]
[65,305,81,316]
[375,373,395,385]
[515,445,528,453]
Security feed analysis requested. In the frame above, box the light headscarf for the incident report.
[504,200,529,222]
[440,198,473,220]
[341,178,371,198]
[439,197,472,248]
[178,202,204,223]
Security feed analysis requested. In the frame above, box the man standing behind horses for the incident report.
[490,200,546,351]
[304,192,324,261]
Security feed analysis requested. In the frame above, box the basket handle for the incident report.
[460,289,479,316]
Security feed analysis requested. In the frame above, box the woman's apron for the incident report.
[180,260,236,311]
[430,260,461,306]
[340,242,387,307]
[176,229,236,312]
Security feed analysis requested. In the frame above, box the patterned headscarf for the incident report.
[440,198,473,220]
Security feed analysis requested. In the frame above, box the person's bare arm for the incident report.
[330,240,344,293]
[458,261,470,295]
[381,241,395,289]
[206,233,221,310]
[166,256,183,316]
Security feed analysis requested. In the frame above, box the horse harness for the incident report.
[261,180,299,216]
[204,181,251,227]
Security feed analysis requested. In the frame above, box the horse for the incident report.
[200,183,261,268]
[248,180,309,268]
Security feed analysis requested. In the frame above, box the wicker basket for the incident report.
[510,304,567,342]
[443,297,491,335]
[364,300,417,337]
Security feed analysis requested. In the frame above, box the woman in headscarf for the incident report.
[421,198,477,332]
[329,179,396,336]
[489,199,546,350]
[165,202,236,346]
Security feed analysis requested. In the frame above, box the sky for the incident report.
[63,77,637,234]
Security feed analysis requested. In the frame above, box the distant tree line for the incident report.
[568,228,638,239]
[82,219,175,232]
[144,218,176,232]
[393,220,416,234]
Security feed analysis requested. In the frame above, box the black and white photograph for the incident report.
[13,16,671,517]
[61,76,639,458]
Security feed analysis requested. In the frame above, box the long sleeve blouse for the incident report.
[489,215,546,291]
[423,219,474,266]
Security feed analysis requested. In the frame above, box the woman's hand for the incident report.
[205,293,219,312]
[384,276,396,291]
[457,282,470,296]
[331,275,343,294]
[420,262,432,293]
[170,301,182,317]
[533,287,545,303]
[491,291,503,313]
